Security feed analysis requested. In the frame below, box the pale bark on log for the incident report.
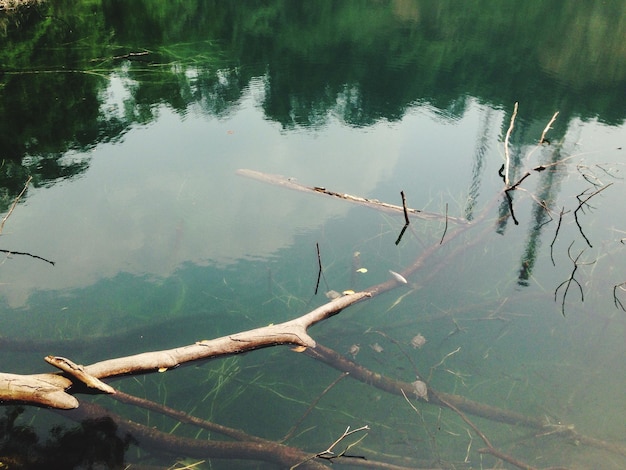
[0,292,370,409]
[236,168,469,224]
[0,372,75,408]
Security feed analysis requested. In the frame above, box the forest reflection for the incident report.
[1,0,625,201]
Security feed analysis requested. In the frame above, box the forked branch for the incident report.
[554,242,595,316]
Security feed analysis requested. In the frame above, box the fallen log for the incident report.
[236,168,469,224]
[0,291,371,409]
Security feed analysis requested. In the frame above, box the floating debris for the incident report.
[410,333,427,349]
[356,267,368,273]
[389,270,408,284]
[291,345,307,353]
[342,289,355,295]
[370,342,384,353]
[412,378,429,401]
[325,290,341,300]
[348,344,360,358]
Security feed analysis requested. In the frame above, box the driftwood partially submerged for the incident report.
[236,168,469,224]
[0,292,370,409]
[3,152,626,467]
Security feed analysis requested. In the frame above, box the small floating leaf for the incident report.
[291,345,307,352]
[356,268,368,273]
[342,289,355,295]
[158,367,168,373]
[389,270,408,284]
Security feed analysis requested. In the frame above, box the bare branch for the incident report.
[614,282,626,311]
[554,242,595,316]
[549,207,569,266]
[0,291,371,408]
[290,425,370,469]
[0,175,32,235]
[503,102,519,187]
[0,248,55,265]
[394,190,411,245]
[439,202,448,244]
[314,242,328,295]
[539,111,559,145]
[574,183,613,247]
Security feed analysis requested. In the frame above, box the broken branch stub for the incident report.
[0,372,76,409]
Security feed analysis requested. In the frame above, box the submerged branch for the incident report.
[236,169,467,224]
[0,175,31,235]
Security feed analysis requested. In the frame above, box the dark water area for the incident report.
[1,1,626,468]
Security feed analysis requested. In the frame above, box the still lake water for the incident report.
[1,1,626,468]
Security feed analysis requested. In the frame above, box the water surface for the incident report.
[1,1,625,468]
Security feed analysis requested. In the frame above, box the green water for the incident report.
[1,1,626,468]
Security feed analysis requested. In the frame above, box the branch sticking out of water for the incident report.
[554,242,595,316]
[539,111,559,145]
[549,207,568,266]
[439,203,449,244]
[613,282,626,311]
[574,183,613,248]
[0,175,31,235]
[395,190,410,245]
[503,102,518,187]
[314,242,328,295]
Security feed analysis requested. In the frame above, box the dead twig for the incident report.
[394,191,410,245]
[0,175,32,235]
[290,425,370,469]
[554,242,595,316]
[573,183,613,248]
[314,242,329,295]
[613,282,626,311]
[539,111,559,145]
[439,202,448,244]
[0,248,55,266]
[549,207,569,266]
[503,102,519,187]
[400,190,409,226]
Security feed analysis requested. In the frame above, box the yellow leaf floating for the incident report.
[356,268,368,273]
[342,289,355,295]
[158,367,168,373]
[291,345,307,352]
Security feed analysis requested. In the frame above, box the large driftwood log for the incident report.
[0,292,370,409]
